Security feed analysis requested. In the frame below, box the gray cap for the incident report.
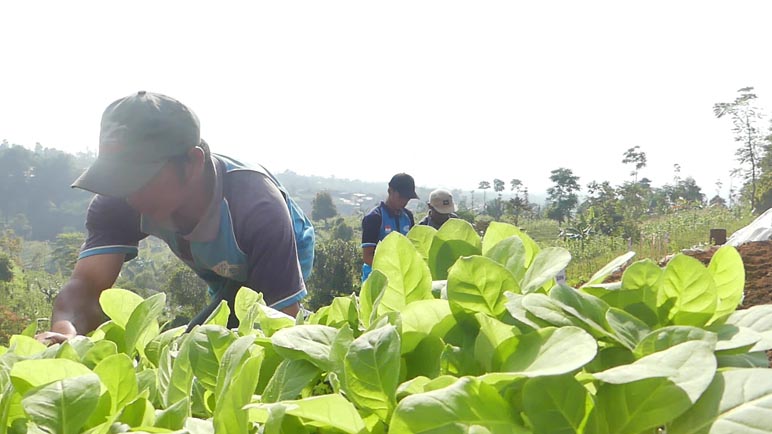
[72,91,200,197]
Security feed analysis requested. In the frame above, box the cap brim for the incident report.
[72,157,167,198]
[401,190,418,200]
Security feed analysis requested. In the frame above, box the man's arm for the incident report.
[362,246,375,266]
[361,212,380,266]
[37,253,124,344]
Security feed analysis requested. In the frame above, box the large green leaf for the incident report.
[214,336,263,434]
[407,224,437,262]
[8,335,46,357]
[521,247,571,294]
[359,269,388,328]
[117,394,155,428]
[500,326,597,377]
[400,299,457,354]
[390,377,528,433]
[262,359,321,403]
[271,324,339,372]
[124,292,165,356]
[659,254,718,327]
[247,394,367,434]
[188,325,237,391]
[520,293,577,327]
[473,313,520,372]
[593,340,716,403]
[481,221,539,266]
[428,219,482,280]
[446,256,516,317]
[523,374,593,434]
[255,304,296,337]
[707,245,745,322]
[404,336,445,380]
[235,287,262,336]
[669,368,772,434]
[621,258,662,292]
[155,396,189,430]
[634,326,717,357]
[484,236,527,282]
[165,332,195,407]
[605,307,651,350]
[22,374,101,434]
[343,325,401,421]
[550,285,615,341]
[93,353,138,414]
[144,326,185,369]
[99,288,144,328]
[711,324,761,353]
[203,300,231,327]
[372,232,433,313]
[727,305,772,352]
[325,295,359,332]
[594,377,693,434]
[10,358,95,396]
[214,335,257,402]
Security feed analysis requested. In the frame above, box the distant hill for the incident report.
[274,170,547,217]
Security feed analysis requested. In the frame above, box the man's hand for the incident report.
[35,331,74,346]
[35,320,77,346]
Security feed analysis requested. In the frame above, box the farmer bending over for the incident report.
[36,91,314,344]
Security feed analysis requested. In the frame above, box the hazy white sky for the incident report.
[2,1,771,198]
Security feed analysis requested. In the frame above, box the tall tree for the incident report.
[507,179,529,224]
[714,87,766,210]
[546,168,580,224]
[478,181,491,212]
[622,146,647,183]
[311,191,338,222]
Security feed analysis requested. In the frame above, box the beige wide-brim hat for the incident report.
[429,189,455,214]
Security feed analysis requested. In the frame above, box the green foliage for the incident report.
[0,143,93,240]
[547,167,581,224]
[311,190,338,222]
[331,217,354,241]
[0,222,769,433]
[0,252,13,282]
[50,232,85,275]
[305,239,361,311]
[163,264,210,323]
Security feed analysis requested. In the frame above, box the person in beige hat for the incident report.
[418,189,458,229]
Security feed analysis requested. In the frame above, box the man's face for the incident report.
[125,161,188,221]
[394,192,412,209]
[430,207,451,224]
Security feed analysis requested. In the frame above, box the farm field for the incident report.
[1,220,771,433]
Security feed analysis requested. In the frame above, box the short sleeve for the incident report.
[361,211,381,248]
[79,195,146,261]
[228,172,306,309]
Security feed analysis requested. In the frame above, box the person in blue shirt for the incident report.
[36,91,314,345]
[360,173,417,281]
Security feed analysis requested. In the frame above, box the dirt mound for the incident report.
[680,241,772,309]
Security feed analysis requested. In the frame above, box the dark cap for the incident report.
[72,91,201,198]
[388,173,418,199]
